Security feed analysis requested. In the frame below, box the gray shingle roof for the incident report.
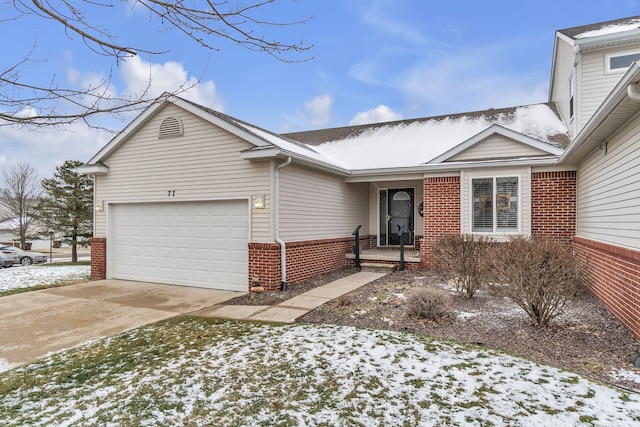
[284,103,570,150]
[558,15,640,39]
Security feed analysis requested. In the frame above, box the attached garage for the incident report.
[110,200,249,292]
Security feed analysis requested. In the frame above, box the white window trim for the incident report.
[605,49,640,74]
[460,168,531,240]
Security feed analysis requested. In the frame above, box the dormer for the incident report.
[549,16,640,138]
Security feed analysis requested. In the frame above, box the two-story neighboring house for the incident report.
[81,16,640,339]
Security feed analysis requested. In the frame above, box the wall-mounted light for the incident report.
[252,195,265,209]
[95,201,105,212]
[600,141,608,155]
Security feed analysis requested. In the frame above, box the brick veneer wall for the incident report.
[89,237,106,280]
[574,237,640,340]
[531,171,576,244]
[421,176,461,269]
[248,235,374,291]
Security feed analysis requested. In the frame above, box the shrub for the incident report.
[432,234,493,298]
[487,236,590,327]
[405,286,452,320]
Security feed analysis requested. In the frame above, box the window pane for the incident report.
[472,178,493,232]
[496,177,518,231]
[610,52,640,70]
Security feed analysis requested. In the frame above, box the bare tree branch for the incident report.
[2,0,314,129]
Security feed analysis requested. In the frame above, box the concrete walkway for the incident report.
[0,271,386,370]
[194,271,387,322]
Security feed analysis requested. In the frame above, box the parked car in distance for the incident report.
[0,252,14,268]
[0,246,48,266]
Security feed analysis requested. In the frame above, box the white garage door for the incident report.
[111,201,248,292]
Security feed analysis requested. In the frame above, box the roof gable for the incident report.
[429,125,563,164]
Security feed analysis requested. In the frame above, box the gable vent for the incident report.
[159,116,183,138]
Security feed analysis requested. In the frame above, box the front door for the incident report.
[379,188,414,246]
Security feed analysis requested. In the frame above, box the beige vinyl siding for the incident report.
[550,38,575,135]
[579,48,625,130]
[447,135,550,162]
[577,117,640,249]
[460,167,531,238]
[279,164,369,241]
[368,181,424,241]
[94,103,272,241]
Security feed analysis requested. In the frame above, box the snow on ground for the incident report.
[0,264,90,292]
[1,320,639,426]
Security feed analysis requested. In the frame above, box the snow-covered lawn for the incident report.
[0,264,90,292]
[1,318,639,426]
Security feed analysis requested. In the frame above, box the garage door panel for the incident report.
[112,201,248,291]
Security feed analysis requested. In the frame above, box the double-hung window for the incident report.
[472,176,519,233]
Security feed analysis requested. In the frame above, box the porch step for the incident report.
[360,263,396,273]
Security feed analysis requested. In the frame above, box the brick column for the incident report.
[421,176,461,269]
[89,237,106,280]
[531,171,576,245]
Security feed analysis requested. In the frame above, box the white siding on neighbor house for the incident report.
[447,135,551,162]
[460,167,531,238]
[577,117,640,249]
[550,38,575,135]
[367,181,424,242]
[278,164,369,241]
[93,103,272,242]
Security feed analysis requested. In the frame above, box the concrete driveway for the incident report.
[0,280,242,370]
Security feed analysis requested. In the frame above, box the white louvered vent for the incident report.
[159,116,183,138]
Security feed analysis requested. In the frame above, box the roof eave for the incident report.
[77,163,109,175]
[241,147,351,176]
[345,157,561,182]
[574,30,640,51]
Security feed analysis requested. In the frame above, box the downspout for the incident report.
[275,157,292,290]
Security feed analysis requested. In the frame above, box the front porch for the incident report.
[345,248,422,271]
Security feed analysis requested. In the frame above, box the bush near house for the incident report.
[487,236,590,327]
[432,233,493,298]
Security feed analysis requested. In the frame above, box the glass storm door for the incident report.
[379,189,414,246]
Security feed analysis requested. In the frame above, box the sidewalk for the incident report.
[193,271,387,322]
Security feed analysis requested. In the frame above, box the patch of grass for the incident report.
[41,260,91,267]
[0,279,91,297]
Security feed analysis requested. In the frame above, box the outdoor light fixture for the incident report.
[252,195,265,209]
[95,201,105,212]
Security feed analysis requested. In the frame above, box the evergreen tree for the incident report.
[33,160,93,262]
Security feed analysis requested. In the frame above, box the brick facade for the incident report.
[248,236,375,291]
[89,237,106,280]
[531,171,576,244]
[574,237,640,340]
[421,176,461,269]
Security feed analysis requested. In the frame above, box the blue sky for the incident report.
[1,0,639,178]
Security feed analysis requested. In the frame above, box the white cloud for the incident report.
[120,56,224,111]
[0,123,110,178]
[349,105,403,125]
[304,94,333,126]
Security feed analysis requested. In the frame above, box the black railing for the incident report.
[352,225,362,269]
[398,224,406,271]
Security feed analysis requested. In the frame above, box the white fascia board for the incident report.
[345,157,559,182]
[86,95,171,164]
[575,30,640,52]
[86,93,273,166]
[170,97,271,148]
[241,146,351,176]
[427,124,564,165]
[549,33,576,101]
[77,164,109,175]
[240,146,281,159]
[560,63,640,164]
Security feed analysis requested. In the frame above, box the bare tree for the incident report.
[0,163,41,249]
[2,0,313,129]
